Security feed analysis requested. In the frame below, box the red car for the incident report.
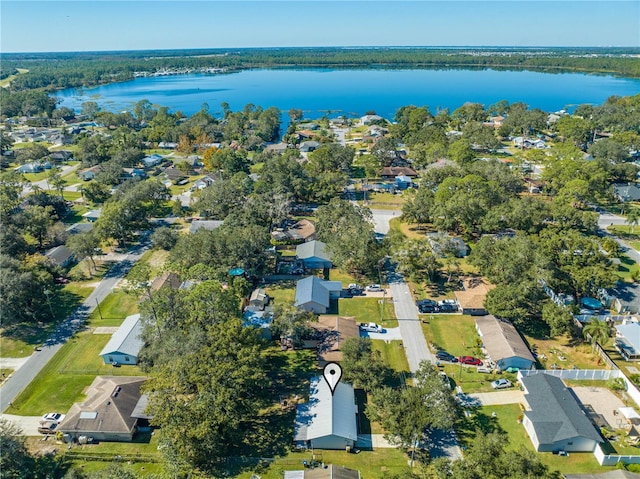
[459,356,482,366]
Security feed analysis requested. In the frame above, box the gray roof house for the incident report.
[615,321,640,361]
[45,245,75,268]
[296,240,332,269]
[294,376,358,449]
[99,314,144,365]
[564,471,640,479]
[15,162,44,173]
[189,219,224,234]
[295,276,342,314]
[58,376,147,442]
[300,141,321,153]
[614,184,640,202]
[475,315,535,371]
[82,209,102,222]
[521,374,603,452]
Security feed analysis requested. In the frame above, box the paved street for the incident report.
[0,243,149,413]
[20,164,79,196]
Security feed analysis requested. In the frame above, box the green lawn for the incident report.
[457,404,613,474]
[337,297,397,327]
[86,290,139,325]
[372,340,410,379]
[235,448,412,479]
[615,253,640,283]
[266,282,296,305]
[422,314,480,357]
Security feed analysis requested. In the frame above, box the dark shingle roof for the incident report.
[522,374,603,445]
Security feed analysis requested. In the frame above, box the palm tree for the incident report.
[583,317,610,350]
[627,207,640,234]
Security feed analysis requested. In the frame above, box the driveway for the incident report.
[0,414,45,436]
[369,208,398,235]
[360,327,402,341]
[0,242,150,413]
[468,390,525,406]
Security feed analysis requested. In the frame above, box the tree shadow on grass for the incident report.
[455,408,505,446]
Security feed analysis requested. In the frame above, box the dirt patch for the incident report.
[571,386,627,431]
[527,336,604,370]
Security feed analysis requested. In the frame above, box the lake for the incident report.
[55,68,640,119]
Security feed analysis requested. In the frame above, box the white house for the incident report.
[521,374,603,452]
[99,314,144,365]
[615,321,640,361]
[294,377,358,450]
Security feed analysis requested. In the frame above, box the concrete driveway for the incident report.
[1,414,46,436]
[468,390,526,406]
[369,209,398,235]
[360,327,402,340]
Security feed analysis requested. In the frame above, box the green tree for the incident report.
[0,419,34,479]
[627,208,640,234]
[541,301,574,337]
[271,302,317,348]
[393,238,440,283]
[341,337,392,391]
[0,171,25,219]
[67,231,100,273]
[47,169,65,199]
[21,204,55,249]
[150,226,179,250]
[448,139,475,164]
[583,316,610,350]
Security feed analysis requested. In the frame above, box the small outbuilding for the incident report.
[99,314,143,365]
[521,374,603,453]
[615,321,640,361]
[294,376,358,450]
[248,288,269,310]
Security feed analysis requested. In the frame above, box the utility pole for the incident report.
[96,297,103,321]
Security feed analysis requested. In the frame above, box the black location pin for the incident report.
[323,362,342,396]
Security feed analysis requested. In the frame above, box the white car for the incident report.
[41,412,65,424]
[359,322,383,333]
[365,284,382,292]
[491,379,512,389]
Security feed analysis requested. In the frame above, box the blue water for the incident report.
[55,68,640,119]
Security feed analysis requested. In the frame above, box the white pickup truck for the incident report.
[359,322,383,333]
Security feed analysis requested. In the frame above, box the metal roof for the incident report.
[295,276,331,309]
[476,315,534,364]
[99,314,143,358]
[294,377,358,443]
[296,240,330,262]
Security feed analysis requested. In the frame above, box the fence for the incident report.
[518,369,621,381]
[594,443,640,466]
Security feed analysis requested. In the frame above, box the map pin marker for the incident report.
[323,362,342,396]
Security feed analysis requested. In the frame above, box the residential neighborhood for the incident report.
[2,81,640,479]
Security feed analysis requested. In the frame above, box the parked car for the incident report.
[38,421,58,434]
[458,356,482,366]
[41,412,64,424]
[365,284,382,292]
[437,299,457,306]
[438,303,458,313]
[491,379,512,389]
[416,299,438,313]
[359,322,383,333]
[435,351,458,362]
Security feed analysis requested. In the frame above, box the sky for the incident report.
[1,1,639,53]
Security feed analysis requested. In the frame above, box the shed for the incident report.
[58,376,147,442]
[249,288,269,310]
[475,315,534,371]
[521,374,603,452]
[294,377,358,449]
[99,314,143,365]
[615,322,640,361]
[296,240,332,269]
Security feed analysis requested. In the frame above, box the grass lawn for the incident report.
[328,268,368,286]
[235,448,411,479]
[422,314,480,357]
[266,281,296,305]
[457,404,613,474]
[337,297,397,327]
[524,335,607,370]
[372,340,410,379]
[616,253,640,283]
[86,290,139,326]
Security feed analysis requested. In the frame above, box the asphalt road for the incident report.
[0,243,149,413]
[20,164,79,196]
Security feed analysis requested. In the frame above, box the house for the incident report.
[395,175,413,189]
[189,219,224,234]
[272,219,317,243]
[142,154,163,168]
[296,240,332,269]
[265,142,289,153]
[158,141,177,149]
[150,272,182,293]
[122,168,146,180]
[58,376,148,442]
[310,316,359,366]
[99,314,144,365]
[248,288,269,310]
[15,162,43,173]
[162,166,187,183]
[520,374,603,452]
[475,315,535,371]
[294,276,342,314]
[285,465,361,479]
[79,165,100,181]
[300,141,321,153]
[564,470,640,479]
[360,114,383,125]
[294,376,358,449]
[44,245,75,268]
[381,166,418,180]
[454,277,495,316]
[426,233,469,258]
[614,183,640,202]
[615,321,640,361]
[82,209,102,222]
[49,150,73,162]
[66,222,93,235]
[190,175,218,191]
